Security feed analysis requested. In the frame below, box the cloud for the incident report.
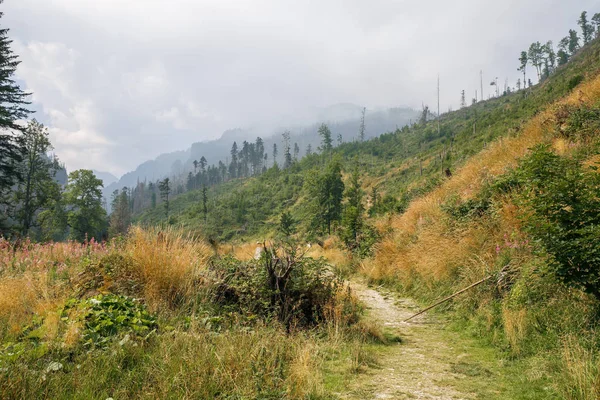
[4,0,598,175]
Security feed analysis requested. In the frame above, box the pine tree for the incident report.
[282,131,292,168]
[579,11,595,45]
[528,42,543,81]
[518,51,528,87]
[0,2,32,197]
[109,187,131,237]
[272,143,278,167]
[341,165,364,248]
[306,156,344,235]
[568,29,580,54]
[558,37,570,65]
[293,142,300,161]
[359,107,366,141]
[306,144,312,156]
[202,184,208,222]
[318,123,333,152]
[593,13,600,38]
[158,178,171,219]
[229,142,238,178]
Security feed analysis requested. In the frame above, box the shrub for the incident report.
[516,145,600,299]
[208,245,349,329]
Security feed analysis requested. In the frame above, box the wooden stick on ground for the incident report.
[403,275,493,322]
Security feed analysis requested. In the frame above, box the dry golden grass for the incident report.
[368,74,600,287]
[502,306,528,355]
[124,226,212,311]
[560,335,600,400]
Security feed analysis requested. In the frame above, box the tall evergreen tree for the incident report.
[158,178,171,219]
[528,42,544,81]
[0,2,32,198]
[109,187,131,237]
[306,156,344,234]
[318,123,333,153]
[557,37,570,65]
[579,11,595,45]
[518,51,528,86]
[568,29,580,54]
[229,142,238,178]
[359,107,366,141]
[341,165,364,248]
[593,13,600,38]
[282,131,292,168]
[272,143,278,166]
[202,184,208,222]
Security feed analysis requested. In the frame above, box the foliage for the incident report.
[109,188,131,237]
[514,145,600,299]
[63,170,107,241]
[209,245,351,328]
[62,294,157,348]
[306,156,344,235]
[12,120,62,235]
[0,5,31,212]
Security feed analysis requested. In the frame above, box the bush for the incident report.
[516,145,600,299]
[208,246,350,329]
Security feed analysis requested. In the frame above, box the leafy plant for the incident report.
[62,294,157,348]
[516,145,600,299]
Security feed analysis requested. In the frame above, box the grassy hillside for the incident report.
[362,39,600,398]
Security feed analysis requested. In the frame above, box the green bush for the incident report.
[516,145,600,299]
[208,247,349,328]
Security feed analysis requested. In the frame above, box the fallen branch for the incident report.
[403,274,493,322]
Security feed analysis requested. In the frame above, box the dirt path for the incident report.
[338,281,482,400]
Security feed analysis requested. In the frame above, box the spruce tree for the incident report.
[0,2,32,196]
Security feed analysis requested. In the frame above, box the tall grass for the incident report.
[361,72,600,395]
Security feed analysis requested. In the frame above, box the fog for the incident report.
[4,0,597,176]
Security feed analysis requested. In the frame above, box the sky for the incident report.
[4,0,597,176]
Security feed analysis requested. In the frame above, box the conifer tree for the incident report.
[202,184,208,222]
[318,123,333,152]
[341,165,364,248]
[0,2,32,197]
[593,13,600,38]
[109,187,131,237]
[158,178,171,219]
[578,11,595,45]
[518,51,528,86]
[282,131,292,168]
[568,29,580,54]
[359,107,366,141]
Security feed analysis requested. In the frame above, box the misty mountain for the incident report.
[103,105,419,199]
[92,170,118,187]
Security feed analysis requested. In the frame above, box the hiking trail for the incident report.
[338,281,506,400]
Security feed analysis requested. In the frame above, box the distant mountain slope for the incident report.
[103,105,419,199]
[92,170,118,187]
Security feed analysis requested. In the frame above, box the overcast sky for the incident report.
[4,0,597,176]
